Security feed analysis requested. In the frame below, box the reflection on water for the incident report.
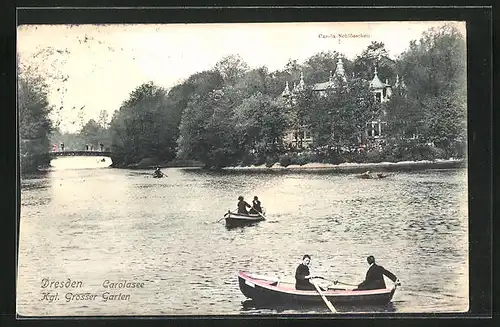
[50,156,112,170]
[239,299,398,314]
[18,159,468,316]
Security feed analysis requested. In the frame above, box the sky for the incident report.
[17,21,465,133]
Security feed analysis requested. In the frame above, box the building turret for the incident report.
[369,67,385,89]
[369,67,391,103]
[335,57,347,83]
[281,81,291,97]
[394,74,400,88]
[294,71,305,92]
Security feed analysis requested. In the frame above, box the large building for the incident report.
[280,57,405,149]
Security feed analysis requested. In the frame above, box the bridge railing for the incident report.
[50,151,112,157]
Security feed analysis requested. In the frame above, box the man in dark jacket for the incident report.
[237,196,251,214]
[295,254,316,290]
[355,255,401,290]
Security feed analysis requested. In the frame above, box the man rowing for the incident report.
[295,255,316,290]
[237,196,252,214]
[294,255,333,291]
[354,255,401,290]
[153,167,165,178]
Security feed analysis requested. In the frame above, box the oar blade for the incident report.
[312,279,337,313]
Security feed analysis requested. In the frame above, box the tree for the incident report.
[177,89,241,169]
[383,92,422,141]
[80,119,103,148]
[353,41,396,82]
[235,67,269,97]
[397,24,466,156]
[234,92,289,156]
[18,63,54,173]
[303,51,339,84]
[214,54,249,85]
[98,110,109,129]
[108,82,178,166]
[332,78,377,148]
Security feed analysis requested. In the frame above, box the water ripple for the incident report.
[18,167,468,315]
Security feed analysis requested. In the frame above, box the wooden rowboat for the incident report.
[224,211,265,227]
[238,271,396,306]
[357,173,389,179]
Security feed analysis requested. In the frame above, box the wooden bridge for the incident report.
[50,151,111,157]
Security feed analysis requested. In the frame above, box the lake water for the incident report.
[17,156,468,316]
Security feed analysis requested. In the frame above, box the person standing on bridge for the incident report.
[85,144,89,151]
[99,142,104,152]
[60,142,65,152]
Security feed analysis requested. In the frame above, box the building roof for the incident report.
[312,80,335,91]
[312,58,347,91]
[369,67,387,89]
[293,72,305,92]
[281,81,291,97]
[281,59,396,96]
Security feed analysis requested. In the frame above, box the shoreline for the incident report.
[221,158,466,173]
[42,158,465,173]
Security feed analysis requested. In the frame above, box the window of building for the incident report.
[373,122,380,137]
[375,93,381,103]
[366,121,384,138]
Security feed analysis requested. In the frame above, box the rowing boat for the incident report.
[357,173,389,179]
[224,211,265,227]
[238,271,396,306]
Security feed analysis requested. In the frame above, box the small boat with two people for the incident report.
[223,196,266,227]
[238,271,396,307]
[357,171,389,179]
[238,255,400,311]
[152,167,166,178]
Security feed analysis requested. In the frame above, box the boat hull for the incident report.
[238,271,395,306]
[224,212,265,227]
[357,174,388,179]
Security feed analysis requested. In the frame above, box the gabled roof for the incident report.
[312,80,335,91]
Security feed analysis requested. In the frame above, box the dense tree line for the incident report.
[18,63,54,173]
[103,24,466,169]
[19,24,465,172]
[383,24,467,160]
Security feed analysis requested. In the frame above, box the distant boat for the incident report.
[357,172,389,179]
[224,211,265,227]
[238,271,396,306]
[153,169,166,178]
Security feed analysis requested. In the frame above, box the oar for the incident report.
[315,276,358,287]
[312,279,337,313]
[250,206,267,220]
[214,209,237,223]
